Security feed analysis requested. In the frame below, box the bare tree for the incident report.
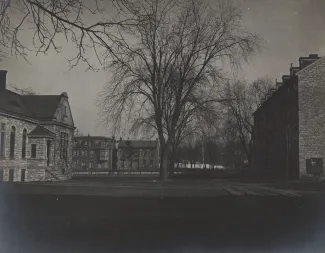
[222,76,273,166]
[98,0,261,180]
[74,128,84,137]
[8,83,37,95]
[0,0,140,68]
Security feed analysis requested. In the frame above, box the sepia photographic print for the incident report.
[1,0,325,252]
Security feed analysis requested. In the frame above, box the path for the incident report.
[2,178,302,197]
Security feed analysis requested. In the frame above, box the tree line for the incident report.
[1,0,272,179]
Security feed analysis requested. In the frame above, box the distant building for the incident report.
[0,70,75,182]
[72,136,117,171]
[252,54,325,180]
[117,139,159,171]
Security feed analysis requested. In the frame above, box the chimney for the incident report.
[299,54,320,69]
[0,70,7,91]
[61,92,68,98]
[309,54,319,59]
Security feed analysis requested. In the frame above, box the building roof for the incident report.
[253,54,323,117]
[0,90,36,119]
[23,95,61,120]
[118,140,158,149]
[28,125,55,139]
[0,89,63,121]
[73,136,112,140]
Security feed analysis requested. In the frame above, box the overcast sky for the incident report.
[1,0,325,137]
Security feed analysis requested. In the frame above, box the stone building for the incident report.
[0,70,75,182]
[252,54,325,180]
[117,139,159,171]
[72,136,117,171]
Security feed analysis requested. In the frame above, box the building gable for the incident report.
[297,56,325,78]
[53,96,74,127]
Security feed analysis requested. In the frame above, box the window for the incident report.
[149,150,154,157]
[73,161,77,168]
[22,129,27,159]
[89,161,93,169]
[90,150,94,157]
[81,151,85,156]
[9,126,16,159]
[121,161,124,168]
[81,160,86,170]
[0,123,5,158]
[150,160,154,167]
[60,132,69,162]
[140,150,146,156]
[31,144,37,158]
[73,150,77,156]
[84,141,88,147]
[142,160,147,167]
[98,163,101,169]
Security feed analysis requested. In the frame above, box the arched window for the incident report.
[9,126,16,159]
[22,129,27,159]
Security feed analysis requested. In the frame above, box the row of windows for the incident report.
[120,149,155,157]
[73,160,102,169]
[0,123,68,162]
[0,124,28,159]
[73,150,94,157]
[73,140,112,148]
[120,160,154,168]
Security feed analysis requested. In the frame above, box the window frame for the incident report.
[22,128,27,159]
[0,123,6,158]
[9,126,16,159]
[31,144,37,158]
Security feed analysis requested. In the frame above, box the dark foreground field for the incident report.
[1,180,325,253]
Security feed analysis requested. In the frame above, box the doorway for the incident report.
[9,169,14,182]
[21,169,26,182]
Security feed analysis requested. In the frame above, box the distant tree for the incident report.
[74,128,84,137]
[221,76,274,166]
[8,84,37,95]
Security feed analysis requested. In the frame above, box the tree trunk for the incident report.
[167,143,176,178]
[159,147,168,181]
[159,140,173,181]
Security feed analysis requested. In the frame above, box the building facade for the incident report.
[0,70,75,182]
[252,54,325,180]
[72,136,117,171]
[72,137,160,173]
[117,139,159,171]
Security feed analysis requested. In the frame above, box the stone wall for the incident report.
[298,57,325,177]
[28,137,48,167]
[44,125,74,179]
[0,115,73,182]
[26,167,46,181]
[0,115,37,161]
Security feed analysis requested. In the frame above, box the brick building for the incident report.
[252,54,325,179]
[0,70,75,182]
[117,139,159,171]
[72,137,160,173]
[72,136,117,171]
